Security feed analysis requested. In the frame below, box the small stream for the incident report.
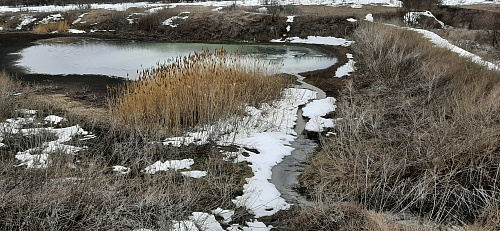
[270,73,328,206]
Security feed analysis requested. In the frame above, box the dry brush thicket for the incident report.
[300,22,500,228]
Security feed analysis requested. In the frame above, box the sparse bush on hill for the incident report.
[301,22,500,227]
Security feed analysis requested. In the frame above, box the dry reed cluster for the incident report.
[109,49,289,137]
[301,22,500,228]
[33,20,70,34]
[0,72,21,119]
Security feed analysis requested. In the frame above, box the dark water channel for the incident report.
[270,74,327,206]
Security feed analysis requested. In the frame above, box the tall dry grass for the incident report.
[33,20,70,34]
[301,22,500,227]
[0,71,21,119]
[109,49,289,137]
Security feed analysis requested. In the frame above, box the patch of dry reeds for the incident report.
[33,20,70,34]
[0,71,21,119]
[301,22,500,227]
[109,49,289,137]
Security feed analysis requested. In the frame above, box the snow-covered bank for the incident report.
[442,0,500,5]
[0,0,402,13]
[271,36,354,46]
[404,26,500,71]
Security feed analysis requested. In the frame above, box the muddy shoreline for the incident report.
[0,32,347,106]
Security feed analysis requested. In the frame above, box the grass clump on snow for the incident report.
[300,22,500,227]
[33,20,70,34]
[109,49,290,137]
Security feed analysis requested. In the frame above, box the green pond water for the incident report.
[15,37,337,80]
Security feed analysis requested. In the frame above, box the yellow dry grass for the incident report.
[33,20,70,34]
[0,71,21,119]
[109,49,289,136]
[301,21,500,227]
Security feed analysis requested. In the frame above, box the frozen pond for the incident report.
[14,37,337,80]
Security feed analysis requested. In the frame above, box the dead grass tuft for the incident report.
[0,71,21,119]
[33,20,70,34]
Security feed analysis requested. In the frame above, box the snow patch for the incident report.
[144,159,194,174]
[113,165,131,175]
[404,11,450,29]
[211,207,234,224]
[162,11,190,27]
[286,15,294,23]
[71,13,87,24]
[161,88,317,217]
[346,18,357,22]
[16,109,37,115]
[39,13,63,24]
[302,97,337,132]
[15,125,89,169]
[364,13,373,22]
[442,0,500,5]
[335,53,356,77]
[271,36,354,46]
[181,170,207,178]
[256,7,268,13]
[67,29,86,33]
[212,6,224,12]
[16,14,36,30]
[45,115,65,124]
[398,25,500,71]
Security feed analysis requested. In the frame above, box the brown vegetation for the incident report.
[0,71,254,230]
[0,71,21,119]
[109,49,289,137]
[33,20,70,34]
[300,22,500,228]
